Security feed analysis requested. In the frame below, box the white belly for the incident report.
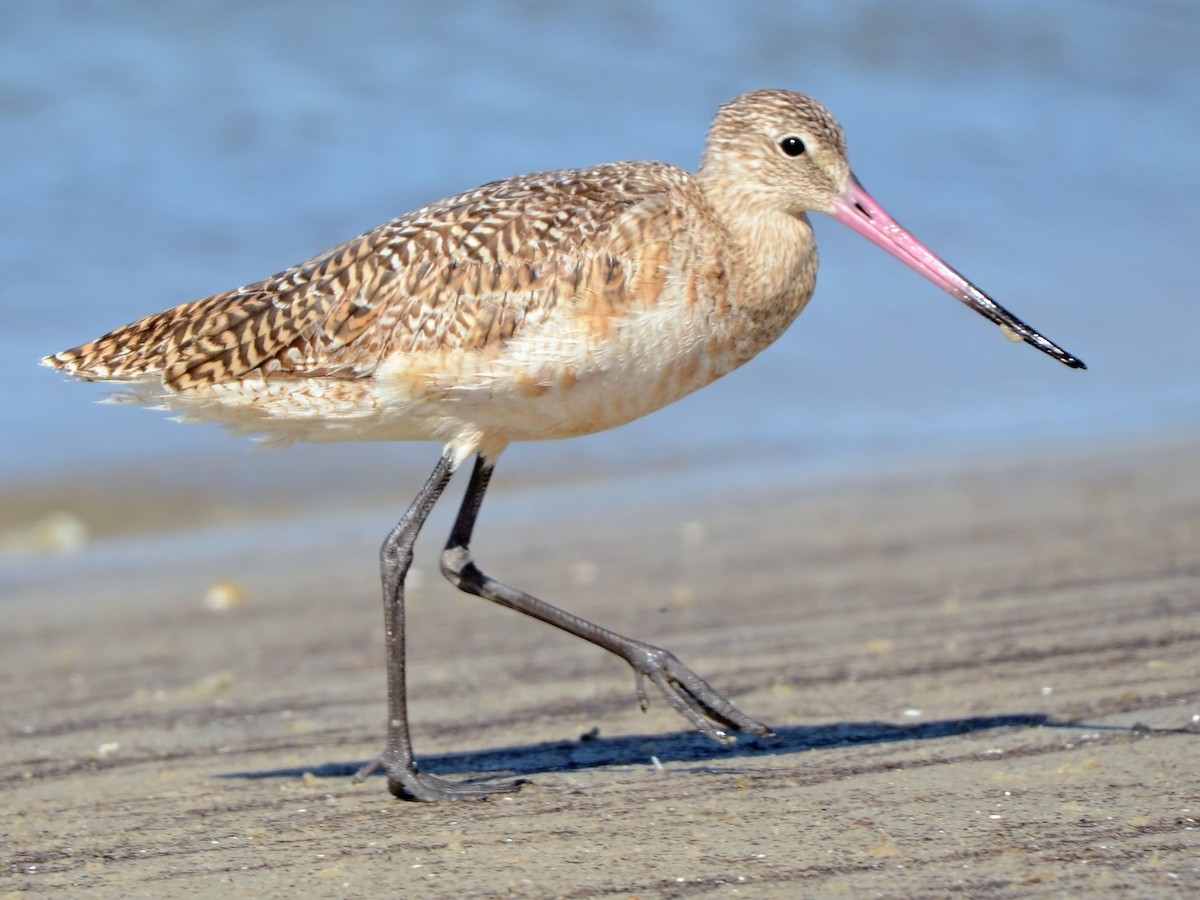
[369,296,734,456]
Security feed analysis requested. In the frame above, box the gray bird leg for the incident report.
[356,452,523,801]
[440,455,774,745]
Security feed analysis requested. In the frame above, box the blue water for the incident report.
[2,1,1198,488]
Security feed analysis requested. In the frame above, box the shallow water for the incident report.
[2,0,1198,490]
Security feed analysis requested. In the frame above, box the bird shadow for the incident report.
[218,712,1090,785]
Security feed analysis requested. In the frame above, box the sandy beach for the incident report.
[2,434,1197,897]
[5,2,1200,895]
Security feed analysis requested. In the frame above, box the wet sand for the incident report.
[3,436,1199,896]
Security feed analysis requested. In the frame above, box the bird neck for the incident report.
[698,171,820,317]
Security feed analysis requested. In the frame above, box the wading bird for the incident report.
[44,90,1084,801]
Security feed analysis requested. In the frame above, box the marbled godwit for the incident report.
[43,90,1084,801]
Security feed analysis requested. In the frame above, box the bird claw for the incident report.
[634,671,651,713]
[355,748,526,802]
[623,640,775,743]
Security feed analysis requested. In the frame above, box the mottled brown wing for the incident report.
[162,234,398,389]
[42,231,400,388]
[45,163,686,391]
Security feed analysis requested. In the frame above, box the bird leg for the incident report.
[356,452,524,801]
[440,455,775,744]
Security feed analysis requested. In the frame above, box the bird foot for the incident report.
[624,640,776,743]
[355,750,526,802]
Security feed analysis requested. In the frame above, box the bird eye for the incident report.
[779,136,806,157]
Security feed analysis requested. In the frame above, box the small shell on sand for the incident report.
[204,580,249,611]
